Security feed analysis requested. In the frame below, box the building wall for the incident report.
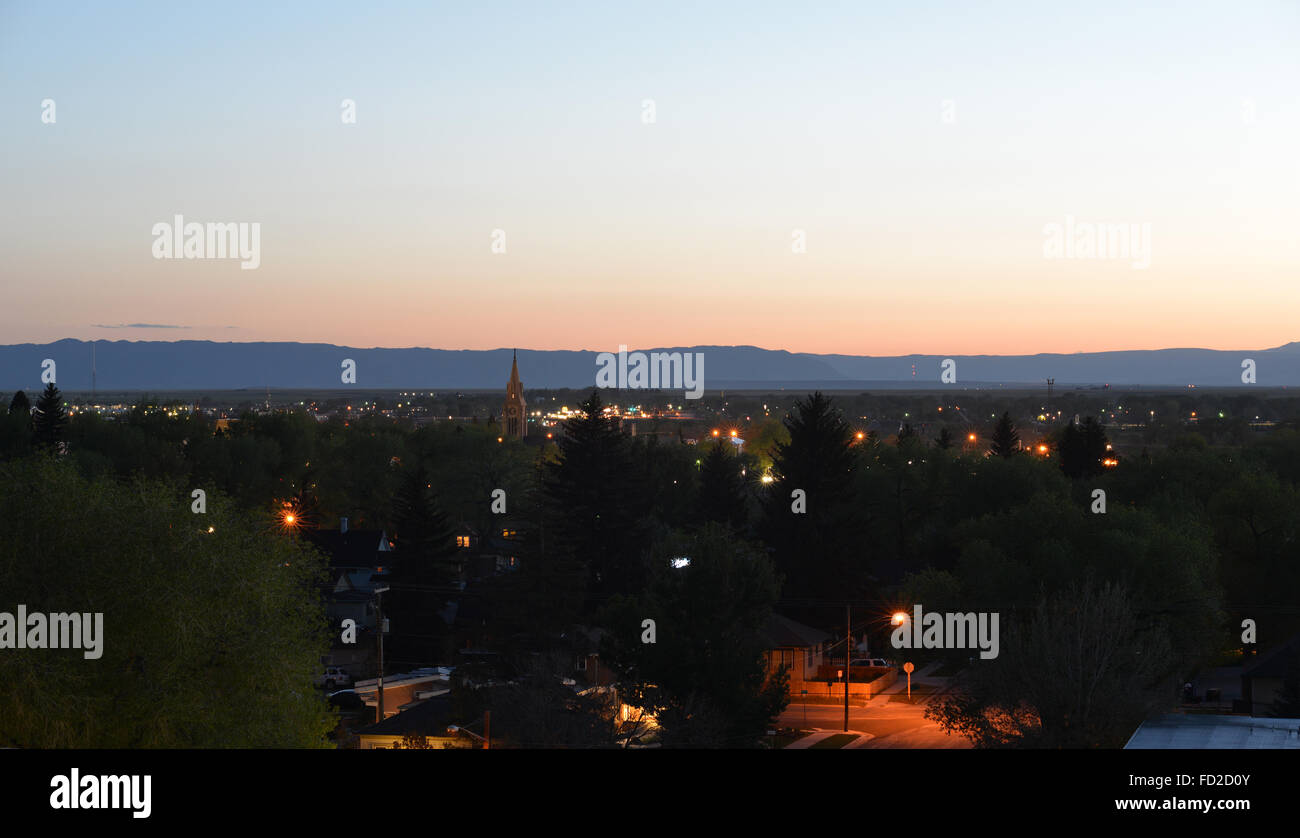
[358,734,467,750]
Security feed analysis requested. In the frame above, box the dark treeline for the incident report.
[2,383,1299,747]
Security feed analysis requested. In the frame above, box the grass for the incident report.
[808,733,858,749]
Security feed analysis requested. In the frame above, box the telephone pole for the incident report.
[844,605,851,732]
[374,585,389,723]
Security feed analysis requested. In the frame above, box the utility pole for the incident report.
[374,585,389,723]
[483,711,491,750]
[844,604,851,733]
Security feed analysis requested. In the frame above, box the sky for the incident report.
[1,0,1298,356]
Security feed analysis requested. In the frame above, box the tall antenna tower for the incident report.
[1046,377,1054,400]
[91,341,97,400]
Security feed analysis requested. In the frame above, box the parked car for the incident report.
[314,666,351,689]
[327,689,365,712]
[850,658,895,669]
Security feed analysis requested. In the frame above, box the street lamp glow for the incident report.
[891,611,907,626]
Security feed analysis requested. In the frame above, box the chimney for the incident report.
[340,516,349,534]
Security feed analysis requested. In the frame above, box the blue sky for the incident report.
[2,0,1298,353]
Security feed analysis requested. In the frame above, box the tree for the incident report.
[936,426,955,450]
[599,525,788,747]
[761,392,864,606]
[990,412,1019,458]
[697,440,747,530]
[541,390,651,613]
[1271,648,1300,718]
[32,382,68,451]
[385,464,459,668]
[926,578,1175,748]
[1,391,33,459]
[1058,417,1109,479]
[0,457,335,747]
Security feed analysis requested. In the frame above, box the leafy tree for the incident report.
[1271,648,1300,718]
[936,426,955,450]
[0,457,335,747]
[599,525,788,747]
[927,578,1174,748]
[1,391,33,460]
[32,382,68,451]
[990,412,1019,458]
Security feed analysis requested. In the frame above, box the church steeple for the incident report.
[502,349,526,439]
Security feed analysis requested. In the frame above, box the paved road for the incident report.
[779,692,971,748]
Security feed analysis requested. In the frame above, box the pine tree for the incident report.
[542,390,651,611]
[936,426,954,450]
[697,440,747,530]
[990,412,1019,458]
[761,391,863,607]
[385,464,459,667]
[32,383,67,451]
[9,391,30,414]
[1058,417,1109,478]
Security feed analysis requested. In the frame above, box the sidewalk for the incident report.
[865,660,946,708]
[785,729,875,749]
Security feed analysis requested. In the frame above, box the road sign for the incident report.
[903,662,914,699]
[903,662,914,673]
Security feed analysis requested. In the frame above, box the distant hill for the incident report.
[0,339,1297,391]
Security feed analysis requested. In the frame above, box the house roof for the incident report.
[764,613,832,649]
[356,695,454,737]
[1243,633,1300,680]
[305,529,389,567]
[1125,714,1300,749]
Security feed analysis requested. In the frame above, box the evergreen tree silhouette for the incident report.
[697,439,747,530]
[32,383,67,451]
[990,412,1020,458]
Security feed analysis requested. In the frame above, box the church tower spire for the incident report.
[503,349,526,439]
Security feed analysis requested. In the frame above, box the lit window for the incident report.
[456,535,470,548]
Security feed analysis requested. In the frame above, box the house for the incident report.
[354,694,470,749]
[762,613,832,696]
[1242,632,1300,715]
[306,517,392,631]
[1125,714,1300,749]
[352,667,453,721]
